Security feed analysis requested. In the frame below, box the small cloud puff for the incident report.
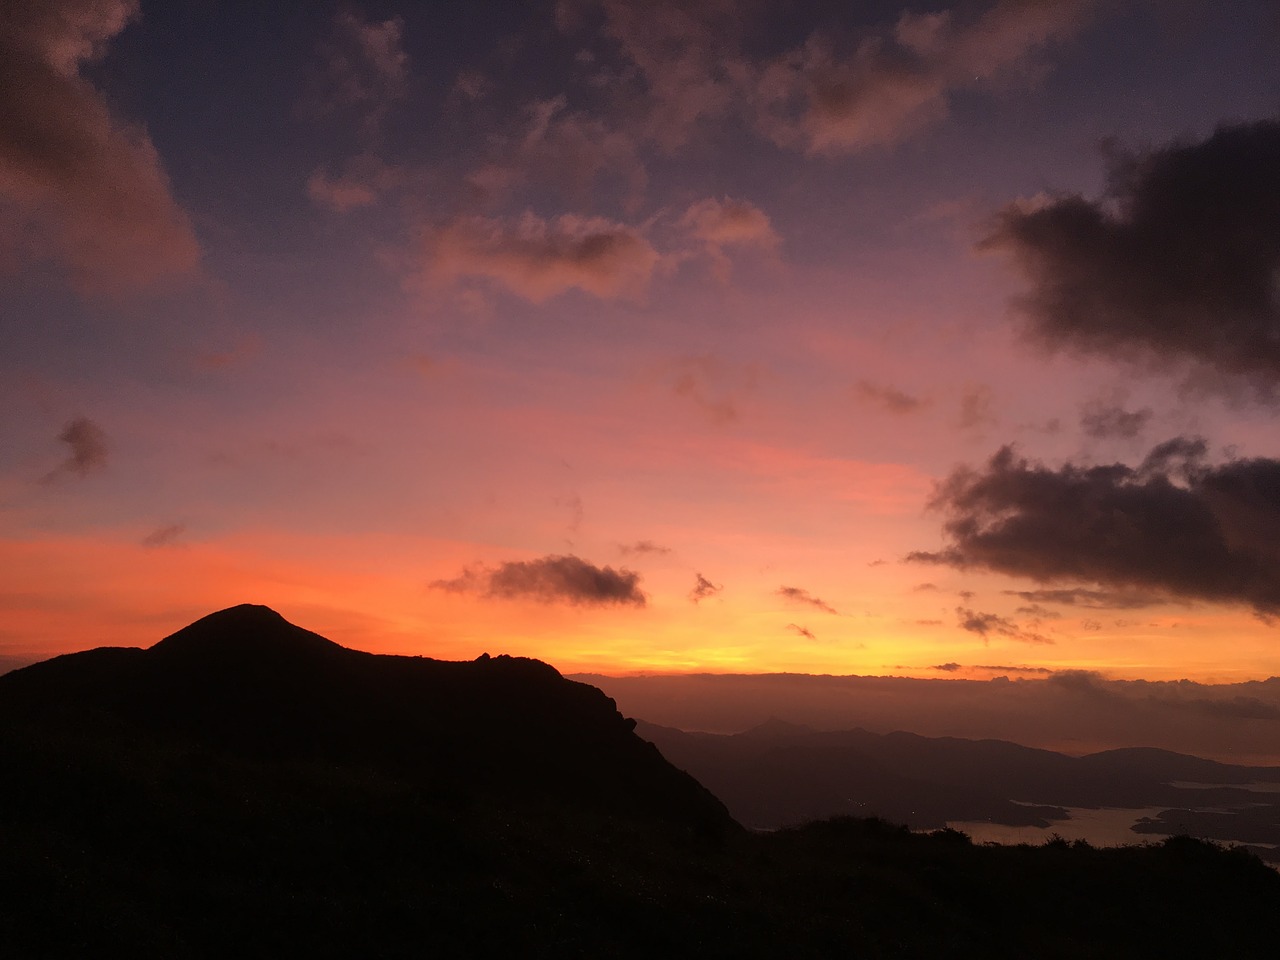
[689,573,722,604]
[427,211,659,302]
[42,416,107,482]
[777,585,839,615]
[431,554,646,607]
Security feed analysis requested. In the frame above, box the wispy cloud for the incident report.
[0,0,199,293]
[749,0,1096,154]
[41,417,107,482]
[777,585,838,615]
[956,606,1053,645]
[427,211,659,301]
[855,381,927,415]
[689,572,722,604]
[141,523,185,548]
[618,540,672,557]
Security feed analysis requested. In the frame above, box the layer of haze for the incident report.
[3,1,1280,698]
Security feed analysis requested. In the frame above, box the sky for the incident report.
[2,0,1280,685]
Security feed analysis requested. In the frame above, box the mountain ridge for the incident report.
[4,606,1280,957]
[0,604,733,836]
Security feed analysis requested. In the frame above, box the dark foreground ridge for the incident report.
[2,605,1278,959]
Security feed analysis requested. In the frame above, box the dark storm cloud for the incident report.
[983,120,1280,400]
[777,586,838,615]
[1079,402,1152,440]
[42,417,107,481]
[956,607,1052,644]
[912,440,1280,616]
[689,572,722,604]
[431,554,646,607]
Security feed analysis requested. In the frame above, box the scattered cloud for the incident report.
[750,0,1096,155]
[469,96,647,208]
[787,623,816,640]
[319,8,409,131]
[618,539,671,557]
[912,440,1280,617]
[956,606,1053,645]
[975,664,1053,675]
[679,196,779,279]
[0,0,199,294]
[42,417,107,482]
[558,0,745,152]
[556,493,584,534]
[452,68,490,101]
[1079,401,1153,440]
[689,572,723,604]
[983,120,1280,401]
[431,554,646,607]
[854,381,927,415]
[1013,603,1060,619]
[665,354,754,425]
[777,585,838,615]
[141,523,185,548]
[932,661,962,672]
[958,384,997,430]
[1002,587,1166,610]
[427,211,659,301]
[556,0,1094,164]
[307,155,406,212]
[196,334,262,371]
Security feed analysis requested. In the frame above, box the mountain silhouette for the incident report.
[636,719,1280,836]
[0,604,733,833]
[2,606,1279,958]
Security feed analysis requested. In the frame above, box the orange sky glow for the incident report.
[3,0,1280,690]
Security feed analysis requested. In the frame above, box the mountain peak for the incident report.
[148,604,346,662]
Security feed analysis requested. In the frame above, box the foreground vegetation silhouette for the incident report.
[2,605,1277,958]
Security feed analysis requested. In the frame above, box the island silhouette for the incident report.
[2,604,1277,958]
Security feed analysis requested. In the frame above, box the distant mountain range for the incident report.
[635,719,1280,863]
[2,605,1278,958]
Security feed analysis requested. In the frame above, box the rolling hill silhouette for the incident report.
[636,720,1280,840]
[2,605,1278,958]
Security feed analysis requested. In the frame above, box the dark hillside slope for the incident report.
[2,606,1278,959]
[0,604,732,830]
